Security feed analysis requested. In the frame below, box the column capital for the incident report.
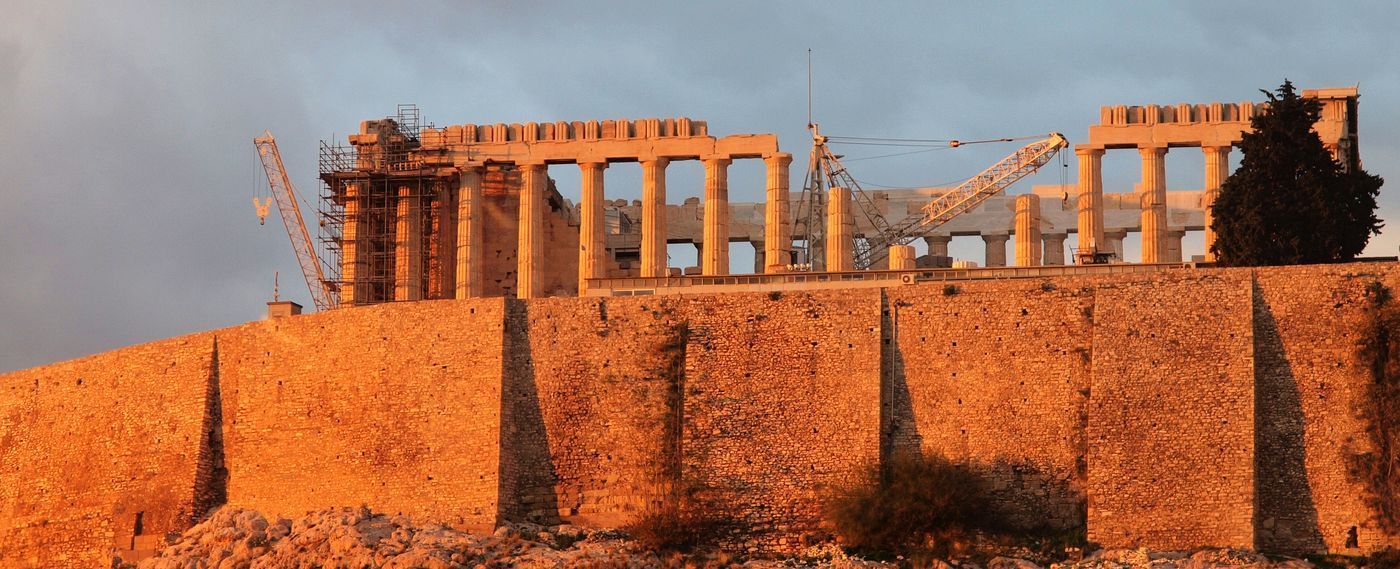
[639,156,671,167]
[981,232,1010,242]
[516,160,548,169]
[577,159,609,170]
[1138,144,1168,156]
[701,155,733,166]
[1074,144,1106,156]
[1201,144,1233,155]
[763,152,794,165]
[457,163,485,174]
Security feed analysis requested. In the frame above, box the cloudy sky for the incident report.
[2,1,1398,372]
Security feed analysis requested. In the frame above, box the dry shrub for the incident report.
[624,498,733,553]
[825,452,995,556]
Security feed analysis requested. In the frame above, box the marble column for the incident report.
[1075,146,1106,253]
[640,158,670,278]
[889,245,916,270]
[702,156,732,275]
[924,235,951,258]
[752,241,766,273]
[434,183,456,298]
[1166,229,1185,263]
[340,182,366,305]
[1043,233,1067,266]
[826,186,854,271]
[1202,145,1230,262]
[517,163,547,299]
[395,184,423,301]
[455,166,484,299]
[577,160,608,293]
[1103,229,1127,262]
[982,233,1009,267]
[1139,145,1168,263]
[1014,194,1042,266]
[764,153,793,272]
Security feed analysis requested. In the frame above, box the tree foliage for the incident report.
[1211,80,1383,266]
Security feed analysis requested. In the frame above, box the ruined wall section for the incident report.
[480,167,580,298]
[500,296,685,526]
[0,332,217,567]
[1253,264,1400,553]
[216,299,507,530]
[680,290,883,549]
[884,281,1094,530]
[1088,274,1256,549]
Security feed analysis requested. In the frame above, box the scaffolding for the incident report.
[318,105,449,307]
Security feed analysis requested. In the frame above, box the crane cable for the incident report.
[826,133,1044,148]
[828,133,1049,162]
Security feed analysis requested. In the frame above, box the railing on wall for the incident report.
[586,263,1201,297]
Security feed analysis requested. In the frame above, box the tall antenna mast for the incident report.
[807,48,813,129]
[791,48,827,270]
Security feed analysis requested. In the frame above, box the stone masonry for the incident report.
[3,263,1400,566]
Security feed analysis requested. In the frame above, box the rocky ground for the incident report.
[120,507,1354,569]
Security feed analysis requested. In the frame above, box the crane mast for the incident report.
[254,131,338,311]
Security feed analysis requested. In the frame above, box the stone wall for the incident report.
[1088,274,1257,549]
[2,263,1400,563]
[0,332,216,567]
[885,281,1094,530]
[215,299,507,530]
[682,290,883,549]
[1254,264,1400,553]
[480,167,580,298]
[501,296,684,526]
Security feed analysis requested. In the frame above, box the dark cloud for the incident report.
[2,0,1398,371]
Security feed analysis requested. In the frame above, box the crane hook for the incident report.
[253,197,272,225]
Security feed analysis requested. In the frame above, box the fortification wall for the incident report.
[215,299,507,530]
[884,281,1094,530]
[681,290,883,548]
[1254,264,1400,553]
[1088,273,1257,549]
[3,262,1400,564]
[501,296,685,526]
[0,332,217,567]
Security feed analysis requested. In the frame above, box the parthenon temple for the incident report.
[319,87,1360,305]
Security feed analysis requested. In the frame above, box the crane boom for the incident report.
[254,131,337,311]
[852,132,1068,268]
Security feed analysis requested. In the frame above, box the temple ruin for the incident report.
[319,87,1360,306]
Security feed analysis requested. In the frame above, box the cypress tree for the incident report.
[1211,80,1383,266]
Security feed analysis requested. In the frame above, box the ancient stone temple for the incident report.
[321,115,792,304]
[320,87,1360,306]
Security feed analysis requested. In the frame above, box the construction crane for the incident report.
[253,131,338,312]
[793,130,1068,270]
